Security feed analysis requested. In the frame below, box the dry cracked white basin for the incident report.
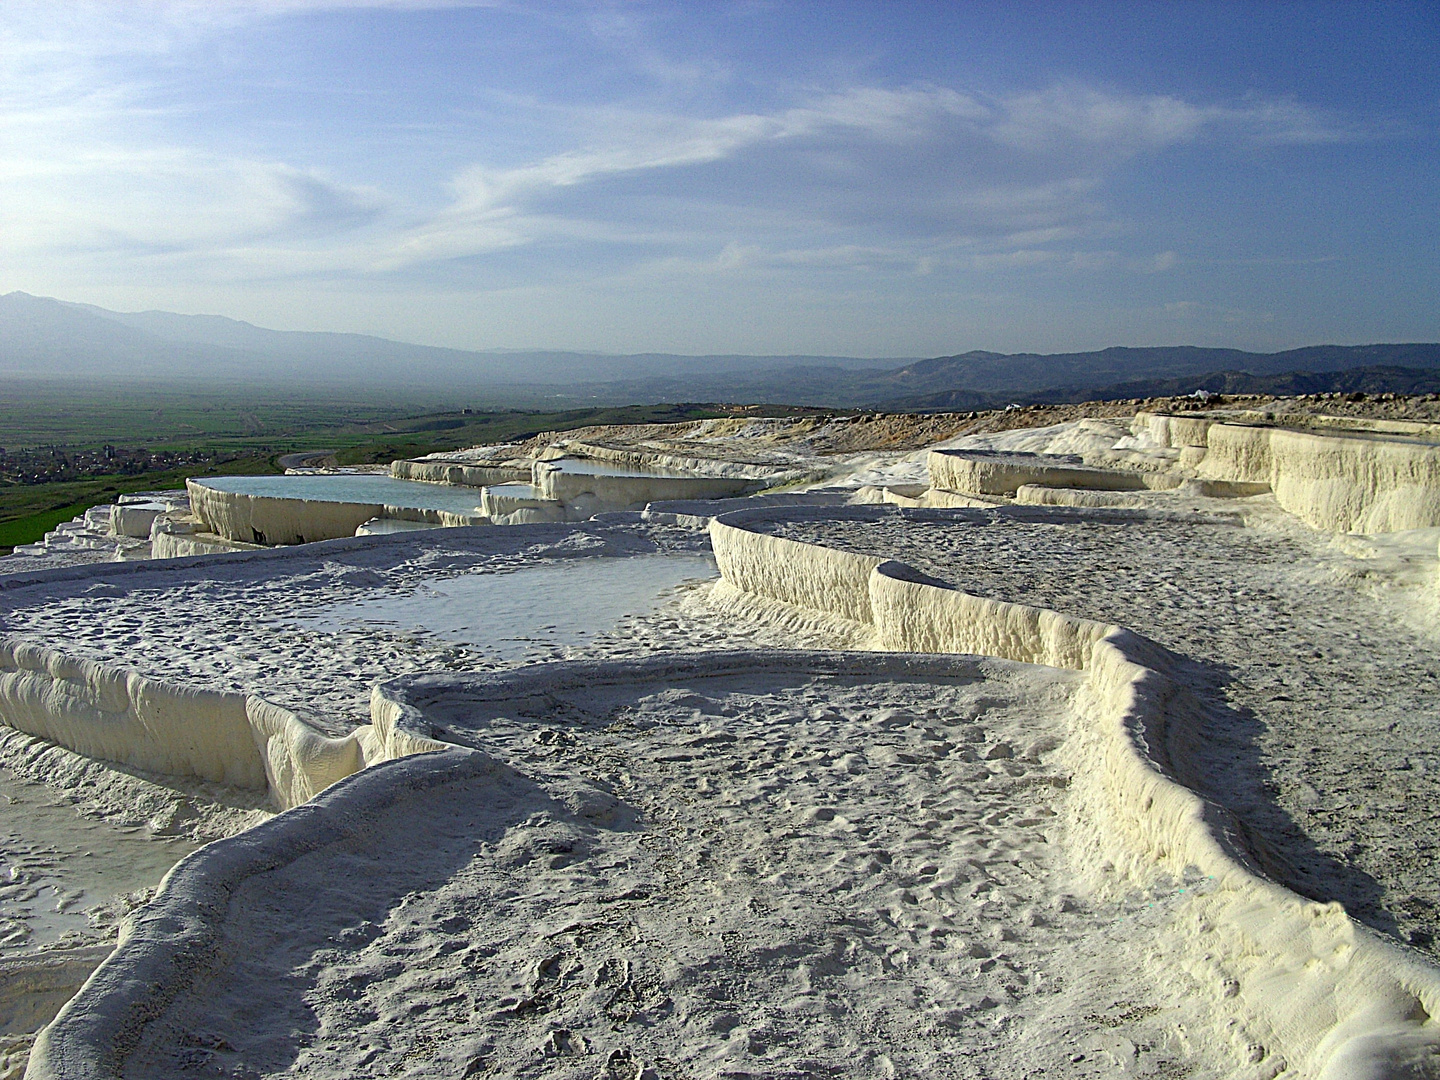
[0,734,271,1079]
[0,766,199,958]
[0,527,722,1075]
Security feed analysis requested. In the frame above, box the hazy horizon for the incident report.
[2,2,1437,357]
[11,288,1439,364]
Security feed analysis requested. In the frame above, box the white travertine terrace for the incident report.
[917,409,1440,535]
[0,634,449,812]
[105,505,165,541]
[539,437,821,483]
[388,460,530,487]
[532,459,757,513]
[18,406,1440,568]
[181,453,768,543]
[149,525,263,559]
[475,481,552,521]
[14,495,1440,1077]
[184,479,488,546]
[476,450,772,524]
[708,505,1440,1080]
[927,448,1183,498]
[1137,411,1440,533]
[6,405,1440,1076]
[1200,424,1440,533]
[185,479,382,545]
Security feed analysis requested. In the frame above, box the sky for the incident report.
[1,1,1437,357]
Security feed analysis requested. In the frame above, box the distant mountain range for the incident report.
[3,290,1438,409]
[0,291,889,396]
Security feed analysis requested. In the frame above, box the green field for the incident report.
[0,390,818,551]
[0,455,281,550]
[0,386,433,451]
[0,388,745,455]
[0,501,107,548]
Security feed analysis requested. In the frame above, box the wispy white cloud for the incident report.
[447,85,988,206]
[366,81,1375,274]
[973,248,1121,271]
[971,248,1177,274]
[992,87,1212,153]
[990,84,1374,154]
[0,140,388,262]
[0,69,1373,284]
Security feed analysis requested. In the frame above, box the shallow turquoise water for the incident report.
[196,475,486,514]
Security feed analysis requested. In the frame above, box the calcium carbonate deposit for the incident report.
[107,656,1239,1080]
[757,506,1440,952]
[3,403,1440,1080]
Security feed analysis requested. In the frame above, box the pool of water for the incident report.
[541,457,701,478]
[484,482,543,498]
[0,766,198,959]
[355,518,445,535]
[295,553,717,660]
[196,475,487,515]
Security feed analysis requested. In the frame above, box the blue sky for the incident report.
[1,1,1436,356]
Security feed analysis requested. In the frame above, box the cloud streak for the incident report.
[376,82,1364,274]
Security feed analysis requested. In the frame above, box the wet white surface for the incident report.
[544,458,693,478]
[295,554,718,660]
[0,764,198,960]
